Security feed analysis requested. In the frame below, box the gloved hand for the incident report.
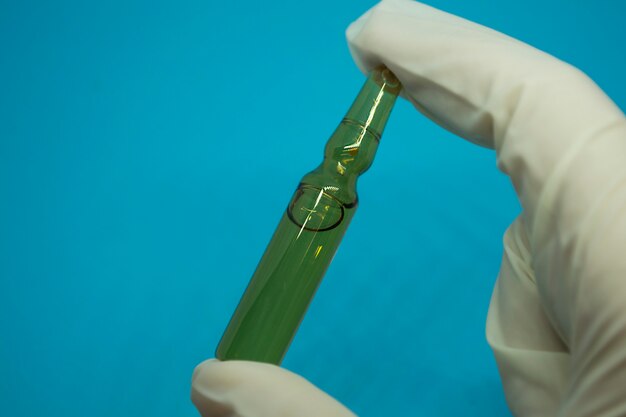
[192,1,626,416]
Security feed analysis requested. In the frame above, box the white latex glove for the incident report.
[192,1,626,416]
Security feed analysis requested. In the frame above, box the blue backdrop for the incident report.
[1,1,625,416]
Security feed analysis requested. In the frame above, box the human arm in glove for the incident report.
[192,1,626,416]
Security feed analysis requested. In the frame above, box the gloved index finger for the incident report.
[345,0,625,237]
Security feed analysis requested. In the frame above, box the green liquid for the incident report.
[216,68,401,364]
[216,190,356,364]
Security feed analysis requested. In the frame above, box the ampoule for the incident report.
[216,67,401,365]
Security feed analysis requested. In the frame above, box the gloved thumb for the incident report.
[191,360,357,417]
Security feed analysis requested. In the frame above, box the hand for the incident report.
[191,360,356,417]
[192,1,626,416]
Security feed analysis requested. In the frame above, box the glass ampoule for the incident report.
[216,67,401,365]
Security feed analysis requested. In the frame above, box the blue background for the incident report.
[1,0,625,416]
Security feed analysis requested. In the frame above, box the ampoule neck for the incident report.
[343,67,402,138]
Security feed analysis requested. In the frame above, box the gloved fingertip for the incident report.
[345,10,369,43]
[345,13,374,74]
[192,358,219,383]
